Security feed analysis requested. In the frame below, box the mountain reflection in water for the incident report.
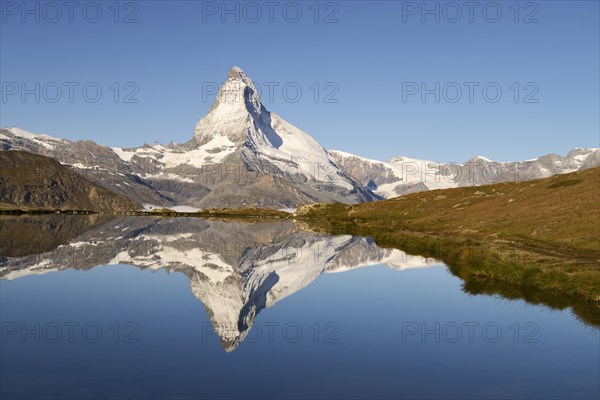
[0,215,438,351]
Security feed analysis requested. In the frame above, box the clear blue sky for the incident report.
[1,0,599,162]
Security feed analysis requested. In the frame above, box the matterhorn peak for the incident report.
[212,65,261,111]
[227,66,255,87]
[193,66,264,146]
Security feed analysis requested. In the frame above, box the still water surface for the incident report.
[1,215,598,399]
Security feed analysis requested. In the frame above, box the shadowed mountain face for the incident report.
[0,132,175,207]
[0,151,141,212]
[0,216,437,351]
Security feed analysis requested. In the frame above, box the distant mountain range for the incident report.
[331,148,600,198]
[1,66,598,210]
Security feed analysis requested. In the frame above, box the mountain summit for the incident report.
[193,66,263,147]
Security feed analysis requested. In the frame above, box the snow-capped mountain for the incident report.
[0,67,375,209]
[331,148,600,198]
[112,66,375,208]
[0,215,439,351]
[1,66,598,206]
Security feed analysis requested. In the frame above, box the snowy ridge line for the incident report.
[331,147,599,198]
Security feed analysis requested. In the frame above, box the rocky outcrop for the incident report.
[0,151,141,213]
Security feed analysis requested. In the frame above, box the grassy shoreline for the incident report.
[294,168,600,326]
[296,218,600,326]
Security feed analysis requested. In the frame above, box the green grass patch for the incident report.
[547,179,582,189]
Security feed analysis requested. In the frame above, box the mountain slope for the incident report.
[0,127,175,206]
[0,151,141,213]
[296,167,600,308]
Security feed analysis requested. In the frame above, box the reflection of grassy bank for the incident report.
[0,203,291,220]
[0,202,96,215]
[296,168,600,327]
[127,207,290,220]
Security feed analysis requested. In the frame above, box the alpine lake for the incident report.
[1,214,598,399]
